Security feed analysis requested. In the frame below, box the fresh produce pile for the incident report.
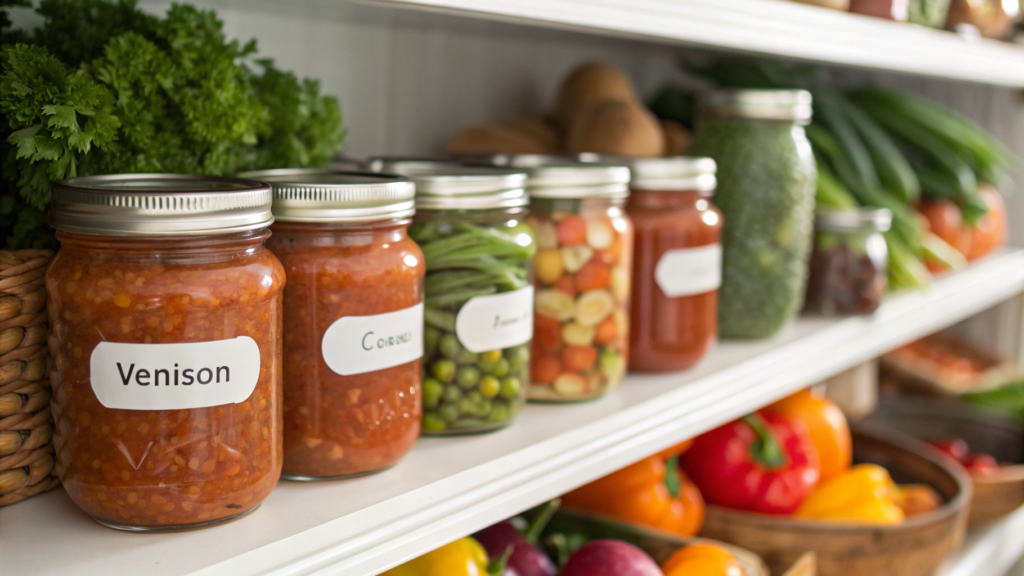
[385,499,747,576]
[561,441,705,536]
[651,61,1012,292]
[412,218,535,432]
[446,62,687,158]
[678,388,943,523]
[0,0,346,249]
[925,438,1005,476]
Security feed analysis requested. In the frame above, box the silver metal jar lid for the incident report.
[366,156,463,174]
[815,208,893,232]
[703,89,813,124]
[580,154,717,192]
[50,174,273,236]
[379,164,528,211]
[237,168,415,223]
[472,154,630,200]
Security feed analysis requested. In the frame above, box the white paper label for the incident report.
[321,303,424,376]
[90,337,261,411]
[456,286,534,353]
[654,244,722,297]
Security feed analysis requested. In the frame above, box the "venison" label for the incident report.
[90,337,262,410]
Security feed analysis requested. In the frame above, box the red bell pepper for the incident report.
[680,413,820,515]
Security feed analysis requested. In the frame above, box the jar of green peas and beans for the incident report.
[377,163,535,435]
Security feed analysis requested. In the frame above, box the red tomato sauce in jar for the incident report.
[46,175,283,530]
[253,170,425,479]
[626,158,722,372]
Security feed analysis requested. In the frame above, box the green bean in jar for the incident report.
[377,163,534,435]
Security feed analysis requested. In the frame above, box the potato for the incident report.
[553,62,638,129]
[660,119,691,157]
[445,119,559,154]
[565,100,665,157]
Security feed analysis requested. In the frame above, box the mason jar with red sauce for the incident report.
[246,169,425,479]
[625,157,723,372]
[46,174,284,531]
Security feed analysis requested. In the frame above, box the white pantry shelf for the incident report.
[365,0,1024,87]
[940,505,1024,576]
[4,250,1024,576]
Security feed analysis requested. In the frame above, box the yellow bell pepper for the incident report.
[382,537,490,576]
[795,464,905,525]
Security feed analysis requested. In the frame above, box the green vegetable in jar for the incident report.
[411,216,534,434]
[690,90,817,339]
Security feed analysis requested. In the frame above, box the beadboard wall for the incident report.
[17,0,1024,247]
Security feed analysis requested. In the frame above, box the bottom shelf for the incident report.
[940,506,1024,576]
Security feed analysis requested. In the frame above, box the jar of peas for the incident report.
[509,160,633,402]
[379,162,535,435]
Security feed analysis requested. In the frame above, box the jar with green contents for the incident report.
[690,90,817,339]
[379,162,534,435]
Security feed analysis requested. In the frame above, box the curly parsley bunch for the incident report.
[0,0,346,248]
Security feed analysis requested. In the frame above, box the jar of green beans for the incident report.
[378,163,535,435]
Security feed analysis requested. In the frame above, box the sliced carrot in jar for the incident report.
[576,258,611,291]
[556,216,588,246]
[534,315,564,351]
[553,275,577,297]
[532,356,562,384]
[563,345,599,371]
[594,316,618,345]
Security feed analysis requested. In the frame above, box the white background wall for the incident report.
[21,0,1024,248]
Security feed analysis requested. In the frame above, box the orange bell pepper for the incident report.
[661,542,746,576]
[763,388,851,481]
[562,454,705,536]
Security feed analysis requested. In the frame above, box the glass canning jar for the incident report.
[625,157,722,372]
[690,89,817,339]
[804,208,892,316]
[245,169,425,480]
[496,159,633,402]
[377,162,535,435]
[46,174,283,531]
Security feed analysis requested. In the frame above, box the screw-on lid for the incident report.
[365,156,463,174]
[580,154,717,192]
[815,208,893,232]
[50,174,273,236]
[703,89,813,123]
[375,163,528,211]
[237,168,415,223]
[472,154,630,200]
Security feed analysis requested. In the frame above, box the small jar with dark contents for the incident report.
[804,208,892,316]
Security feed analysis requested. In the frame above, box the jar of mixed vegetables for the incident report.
[244,169,425,480]
[624,157,722,372]
[379,163,535,435]
[47,175,283,531]
[514,161,633,402]
[804,208,892,315]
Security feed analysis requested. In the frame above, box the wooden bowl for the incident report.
[699,424,970,576]
[863,396,1024,526]
[542,508,772,576]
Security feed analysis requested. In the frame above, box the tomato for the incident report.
[964,453,999,476]
[964,186,1007,260]
[924,438,969,463]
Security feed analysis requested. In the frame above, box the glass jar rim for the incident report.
[51,174,273,236]
[237,168,417,223]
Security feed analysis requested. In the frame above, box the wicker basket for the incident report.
[0,249,59,506]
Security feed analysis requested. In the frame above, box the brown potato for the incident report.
[565,100,665,158]
[553,62,638,129]
[445,120,559,155]
[660,119,691,157]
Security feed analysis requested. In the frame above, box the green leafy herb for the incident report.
[0,0,346,249]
